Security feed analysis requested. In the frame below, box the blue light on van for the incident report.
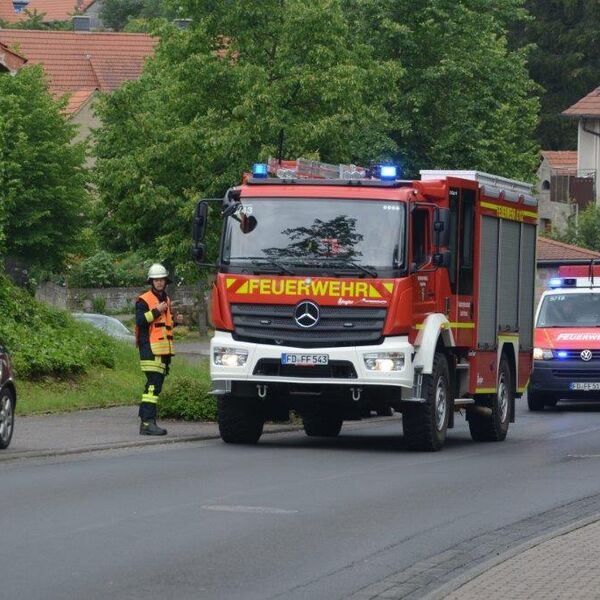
[557,351,568,359]
[549,278,562,288]
[380,165,398,181]
[252,163,268,178]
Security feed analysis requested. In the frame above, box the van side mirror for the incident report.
[434,207,451,248]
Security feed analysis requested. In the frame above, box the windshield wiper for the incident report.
[227,256,296,275]
[319,257,378,278]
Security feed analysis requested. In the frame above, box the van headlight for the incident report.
[533,347,553,361]
[364,352,404,372]
[213,347,248,367]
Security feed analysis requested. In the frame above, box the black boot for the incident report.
[140,419,167,436]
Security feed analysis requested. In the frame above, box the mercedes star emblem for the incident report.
[581,349,593,362]
[294,301,320,329]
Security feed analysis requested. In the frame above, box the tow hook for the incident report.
[351,387,362,402]
[257,384,268,399]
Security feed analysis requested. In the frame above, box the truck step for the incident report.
[454,398,475,408]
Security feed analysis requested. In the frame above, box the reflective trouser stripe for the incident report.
[144,310,154,323]
[141,393,158,404]
[140,358,166,373]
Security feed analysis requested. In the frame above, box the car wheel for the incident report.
[0,388,15,450]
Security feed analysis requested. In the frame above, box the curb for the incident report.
[423,512,600,600]
[0,415,398,463]
[0,424,303,463]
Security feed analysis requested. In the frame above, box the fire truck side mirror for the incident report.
[193,200,209,244]
[434,208,451,248]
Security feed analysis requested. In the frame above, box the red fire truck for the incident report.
[192,159,538,450]
[528,263,600,410]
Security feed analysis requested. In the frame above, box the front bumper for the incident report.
[210,331,414,391]
[529,359,600,397]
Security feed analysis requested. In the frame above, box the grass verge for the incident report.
[16,343,214,418]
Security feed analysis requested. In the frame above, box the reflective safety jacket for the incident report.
[135,290,175,362]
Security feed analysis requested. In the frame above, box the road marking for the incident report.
[567,454,600,459]
[548,426,600,439]
[201,505,298,514]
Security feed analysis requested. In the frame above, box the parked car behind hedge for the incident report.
[73,313,135,344]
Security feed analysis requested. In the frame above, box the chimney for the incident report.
[173,18,192,30]
[73,16,91,32]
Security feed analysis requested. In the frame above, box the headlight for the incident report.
[533,347,553,360]
[213,347,248,367]
[364,352,405,372]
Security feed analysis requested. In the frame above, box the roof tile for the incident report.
[537,237,600,261]
[563,86,600,118]
[541,151,578,171]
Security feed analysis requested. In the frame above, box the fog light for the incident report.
[213,347,248,367]
[364,352,404,372]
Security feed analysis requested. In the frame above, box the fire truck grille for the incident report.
[231,304,387,348]
[552,369,600,379]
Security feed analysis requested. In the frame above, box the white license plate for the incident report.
[569,382,600,391]
[281,353,329,366]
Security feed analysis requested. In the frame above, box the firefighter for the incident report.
[136,263,183,435]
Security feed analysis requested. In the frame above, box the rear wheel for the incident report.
[217,395,264,444]
[302,414,343,437]
[0,388,15,450]
[403,352,450,451]
[469,356,511,442]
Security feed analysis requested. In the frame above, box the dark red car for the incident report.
[0,346,16,449]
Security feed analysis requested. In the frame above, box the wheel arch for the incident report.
[498,339,517,422]
[413,314,455,375]
[1,381,16,406]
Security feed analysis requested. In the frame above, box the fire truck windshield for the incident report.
[537,293,600,328]
[222,197,405,277]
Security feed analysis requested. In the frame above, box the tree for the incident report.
[550,204,600,252]
[343,0,540,180]
[511,1,600,150]
[0,66,88,271]
[93,2,403,277]
[100,0,176,31]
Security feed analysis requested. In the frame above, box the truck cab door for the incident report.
[448,187,476,346]
[410,204,436,322]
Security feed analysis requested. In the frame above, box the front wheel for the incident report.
[469,356,512,442]
[217,395,264,444]
[403,352,451,451]
[0,388,15,450]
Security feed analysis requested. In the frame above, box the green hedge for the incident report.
[0,275,116,378]
[158,375,216,421]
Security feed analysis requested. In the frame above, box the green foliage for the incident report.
[67,251,149,288]
[0,65,88,271]
[158,374,216,420]
[93,2,403,277]
[512,0,600,150]
[344,0,540,180]
[0,11,72,30]
[92,296,107,314]
[100,0,175,31]
[0,275,116,378]
[549,204,600,252]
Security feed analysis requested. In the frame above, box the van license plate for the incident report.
[281,353,329,366]
[569,382,600,391]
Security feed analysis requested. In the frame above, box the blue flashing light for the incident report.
[252,163,268,178]
[549,278,563,288]
[557,351,568,359]
[380,165,398,181]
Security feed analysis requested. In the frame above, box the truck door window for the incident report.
[448,189,458,291]
[412,208,430,269]
[459,190,475,295]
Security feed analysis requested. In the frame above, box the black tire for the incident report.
[527,388,546,411]
[376,406,394,417]
[469,356,512,442]
[0,387,15,450]
[403,352,450,451]
[217,395,264,444]
[302,414,343,437]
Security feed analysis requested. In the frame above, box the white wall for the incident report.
[577,118,600,203]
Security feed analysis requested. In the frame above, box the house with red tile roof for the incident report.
[536,237,600,302]
[0,0,102,26]
[0,0,24,22]
[0,29,157,152]
[563,86,600,204]
[0,40,26,72]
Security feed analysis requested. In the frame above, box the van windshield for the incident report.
[221,197,405,278]
[537,293,600,328]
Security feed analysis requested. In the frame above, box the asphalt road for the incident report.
[3,402,600,600]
